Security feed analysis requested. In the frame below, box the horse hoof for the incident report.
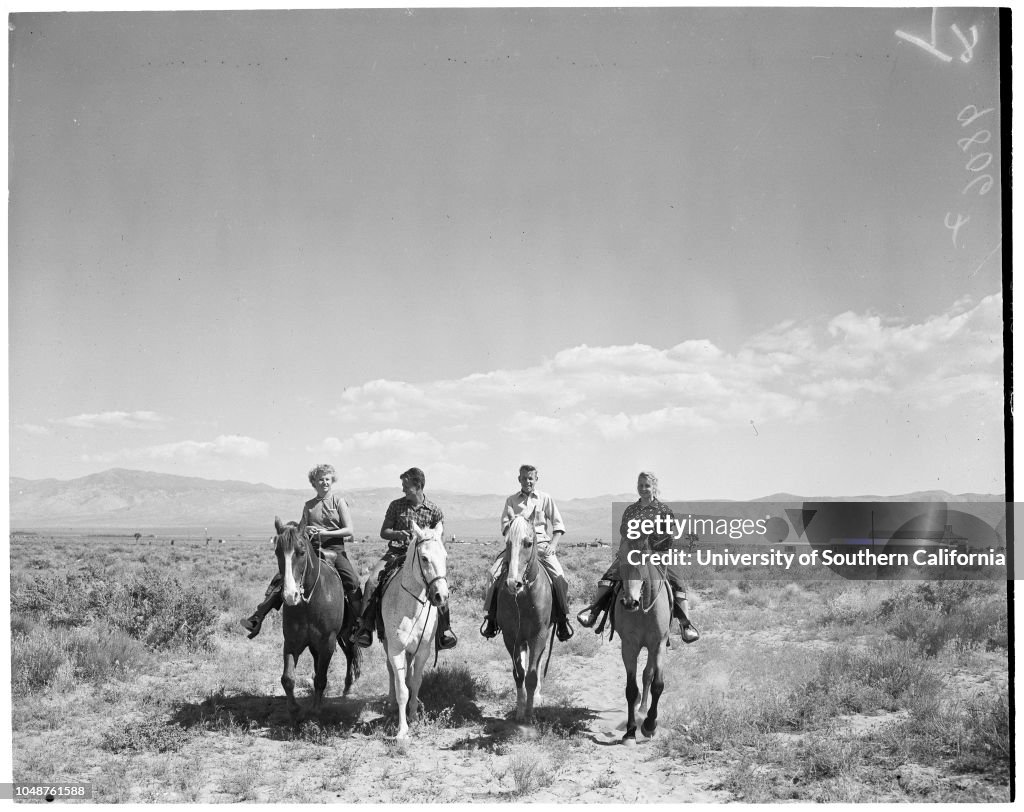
[641,722,657,738]
[621,734,637,747]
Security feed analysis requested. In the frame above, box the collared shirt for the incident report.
[620,498,676,550]
[501,489,565,542]
[383,496,444,551]
[302,491,350,549]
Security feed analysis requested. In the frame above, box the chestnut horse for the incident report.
[496,514,554,723]
[275,517,360,720]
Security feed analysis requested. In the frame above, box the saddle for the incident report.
[372,552,406,641]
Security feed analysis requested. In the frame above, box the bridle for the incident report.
[506,516,540,590]
[279,527,325,604]
[403,530,449,605]
[622,538,667,615]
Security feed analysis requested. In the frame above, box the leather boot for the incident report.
[551,574,575,642]
[673,592,700,644]
[240,574,283,639]
[576,582,615,628]
[351,591,377,648]
[435,604,458,650]
[479,585,501,639]
[341,590,362,638]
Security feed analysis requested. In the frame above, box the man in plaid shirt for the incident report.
[350,467,457,650]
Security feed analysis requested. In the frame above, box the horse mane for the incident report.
[505,514,535,544]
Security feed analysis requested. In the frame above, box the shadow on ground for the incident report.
[170,689,368,738]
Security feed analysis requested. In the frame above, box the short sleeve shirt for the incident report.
[383,496,444,551]
[302,491,350,548]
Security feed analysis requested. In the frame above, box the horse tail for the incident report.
[349,637,362,683]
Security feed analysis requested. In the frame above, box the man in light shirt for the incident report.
[480,464,574,642]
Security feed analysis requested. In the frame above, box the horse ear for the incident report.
[410,520,422,538]
[274,516,285,534]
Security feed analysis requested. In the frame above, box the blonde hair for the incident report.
[308,464,337,486]
[637,471,660,499]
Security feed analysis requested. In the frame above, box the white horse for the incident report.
[379,520,450,739]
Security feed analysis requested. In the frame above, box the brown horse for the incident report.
[614,534,671,744]
[496,515,554,723]
[275,517,360,720]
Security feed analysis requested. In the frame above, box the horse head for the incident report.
[408,521,450,607]
[274,516,316,606]
[504,515,538,596]
[618,533,658,612]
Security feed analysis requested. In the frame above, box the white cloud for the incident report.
[83,434,269,463]
[16,423,51,435]
[56,410,168,430]
[324,293,1001,445]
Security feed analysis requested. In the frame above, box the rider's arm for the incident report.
[380,503,410,549]
[546,495,566,551]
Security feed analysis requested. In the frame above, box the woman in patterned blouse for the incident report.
[576,471,698,642]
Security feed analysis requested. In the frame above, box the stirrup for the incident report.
[556,619,574,642]
[241,615,262,640]
[680,622,700,644]
[437,629,458,650]
[479,616,499,639]
[576,607,599,628]
[352,625,373,648]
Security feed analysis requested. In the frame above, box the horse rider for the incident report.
[480,464,575,642]
[349,467,458,650]
[576,471,699,643]
[241,463,363,638]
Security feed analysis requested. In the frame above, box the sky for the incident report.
[8,7,1007,498]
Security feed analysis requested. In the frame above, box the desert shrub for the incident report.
[11,619,150,694]
[882,582,1007,656]
[64,623,150,683]
[12,566,216,652]
[418,664,488,724]
[799,642,942,719]
[11,626,73,694]
[507,751,552,796]
[959,690,1011,772]
[114,570,217,650]
[101,719,192,753]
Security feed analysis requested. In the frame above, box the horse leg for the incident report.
[621,641,640,743]
[389,649,411,739]
[384,653,398,710]
[639,647,654,713]
[641,647,665,738]
[524,634,546,724]
[338,634,357,696]
[282,646,301,721]
[407,638,433,730]
[510,644,527,722]
[311,642,335,717]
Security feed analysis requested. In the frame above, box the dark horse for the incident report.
[614,534,671,744]
[274,517,361,720]
[497,515,554,723]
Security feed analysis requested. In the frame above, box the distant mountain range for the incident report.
[8,468,1003,540]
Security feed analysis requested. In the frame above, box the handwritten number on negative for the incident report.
[895,8,978,64]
